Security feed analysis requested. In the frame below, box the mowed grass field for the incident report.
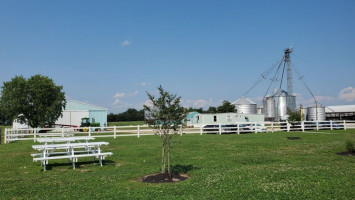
[1,129,355,199]
[108,121,145,126]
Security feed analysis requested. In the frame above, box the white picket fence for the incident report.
[4,120,355,144]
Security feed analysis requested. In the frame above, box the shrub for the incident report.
[345,139,355,153]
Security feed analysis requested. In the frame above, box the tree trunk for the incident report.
[167,139,171,178]
[161,141,165,173]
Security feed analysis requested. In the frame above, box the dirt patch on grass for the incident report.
[115,163,124,167]
[286,137,301,140]
[141,173,190,183]
[336,151,355,156]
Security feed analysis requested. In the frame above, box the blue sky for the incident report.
[1,0,354,113]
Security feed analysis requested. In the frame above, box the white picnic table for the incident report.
[36,136,95,145]
[32,140,112,171]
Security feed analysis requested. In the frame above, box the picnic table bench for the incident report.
[32,141,112,171]
[36,136,95,145]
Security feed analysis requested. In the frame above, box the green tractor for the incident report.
[80,117,101,132]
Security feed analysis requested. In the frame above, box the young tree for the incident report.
[287,108,301,124]
[144,86,185,177]
[0,74,66,128]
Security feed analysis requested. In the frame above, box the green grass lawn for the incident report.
[108,121,145,126]
[1,130,354,199]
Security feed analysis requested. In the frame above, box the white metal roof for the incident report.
[66,100,107,111]
[232,97,256,105]
[325,105,355,113]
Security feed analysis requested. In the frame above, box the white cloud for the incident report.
[113,99,120,105]
[338,86,355,102]
[134,82,150,87]
[121,40,131,47]
[112,91,139,106]
[182,98,220,108]
[113,92,125,98]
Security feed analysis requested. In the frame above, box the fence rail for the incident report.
[4,120,355,144]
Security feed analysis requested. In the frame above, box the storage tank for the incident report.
[232,97,257,114]
[272,89,288,120]
[307,104,326,121]
[263,96,276,119]
[257,104,264,114]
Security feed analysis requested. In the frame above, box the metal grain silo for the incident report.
[307,104,326,121]
[263,96,276,119]
[257,104,264,114]
[272,89,288,120]
[232,97,257,114]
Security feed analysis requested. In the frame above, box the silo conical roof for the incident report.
[232,96,256,105]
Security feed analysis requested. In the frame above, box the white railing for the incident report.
[4,120,355,143]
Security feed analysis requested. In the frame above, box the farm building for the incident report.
[13,100,107,128]
[55,100,107,127]
[325,105,355,120]
[187,112,265,127]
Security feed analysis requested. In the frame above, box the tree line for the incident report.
[107,108,145,122]
[108,100,237,122]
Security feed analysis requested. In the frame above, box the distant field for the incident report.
[108,121,145,126]
[0,129,354,199]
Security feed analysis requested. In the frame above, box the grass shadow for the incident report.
[44,160,115,171]
[171,164,198,174]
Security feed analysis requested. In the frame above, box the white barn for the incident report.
[12,100,107,128]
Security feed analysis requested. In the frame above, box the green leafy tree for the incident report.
[206,106,217,113]
[144,86,185,177]
[0,75,66,128]
[287,108,301,124]
[217,100,236,113]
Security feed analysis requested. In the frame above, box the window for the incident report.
[227,116,231,122]
[92,118,95,123]
[214,115,217,122]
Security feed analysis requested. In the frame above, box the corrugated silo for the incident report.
[263,96,276,119]
[257,104,264,114]
[307,104,326,121]
[272,89,288,120]
[232,97,257,114]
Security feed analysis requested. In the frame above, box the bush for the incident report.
[345,139,355,153]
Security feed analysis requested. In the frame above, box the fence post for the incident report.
[254,123,257,133]
[301,121,305,132]
[287,121,290,132]
[330,120,333,130]
[237,123,240,134]
[61,127,64,137]
[4,128,7,144]
[180,125,183,136]
[219,124,222,135]
[343,120,347,130]
[114,126,117,138]
[137,125,140,138]
[89,127,91,137]
[271,122,274,133]
[200,126,203,135]
[316,121,319,131]
[34,128,37,142]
